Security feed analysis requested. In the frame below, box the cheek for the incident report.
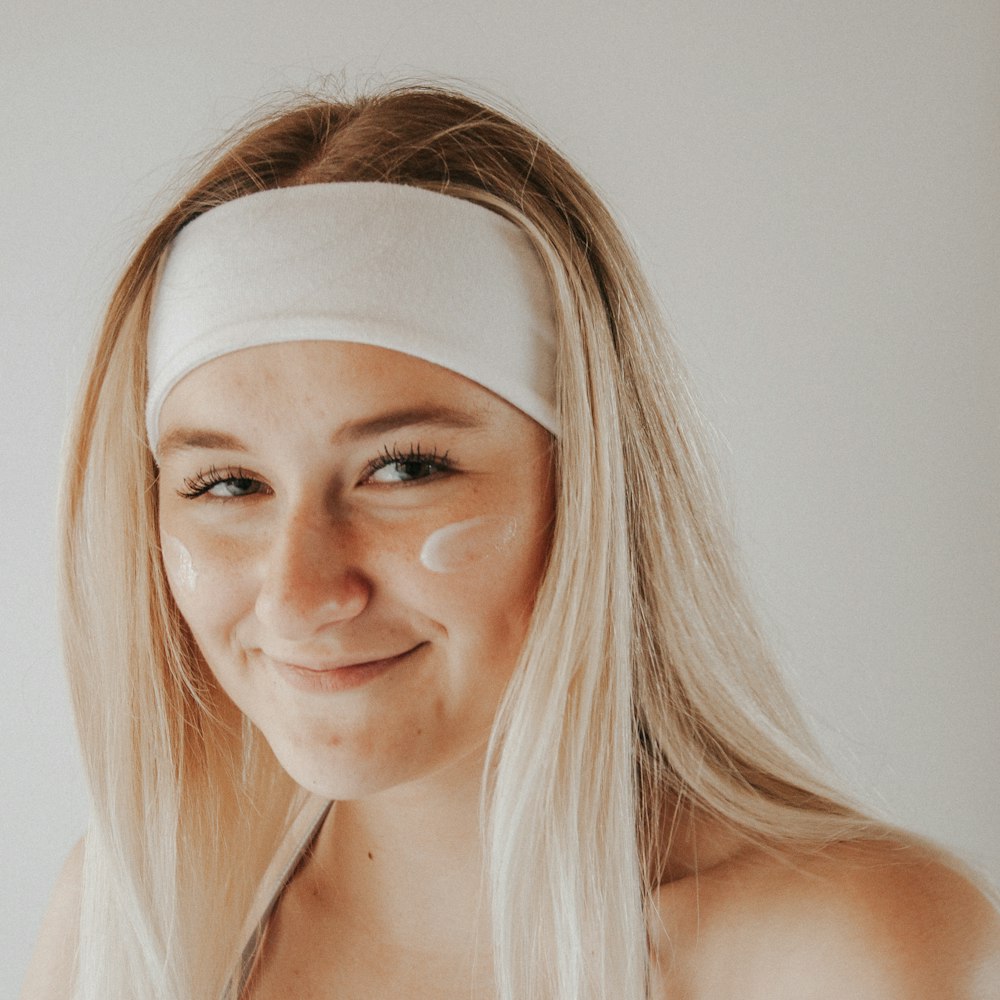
[419,515,519,574]
[159,527,255,647]
[416,514,546,644]
[161,534,199,594]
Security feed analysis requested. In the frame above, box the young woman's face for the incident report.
[156,341,555,799]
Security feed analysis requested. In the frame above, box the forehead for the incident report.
[156,341,521,446]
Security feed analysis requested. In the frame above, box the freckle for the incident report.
[326,733,342,748]
[367,851,373,861]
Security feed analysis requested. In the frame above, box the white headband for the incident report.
[146,182,560,449]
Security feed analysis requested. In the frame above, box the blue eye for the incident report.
[364,445,453,485]
[178,466,267,500]
[205,477,262,497]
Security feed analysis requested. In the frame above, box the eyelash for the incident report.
[175,445,455,500]
[177,465,261,500]
[361,444,453,483]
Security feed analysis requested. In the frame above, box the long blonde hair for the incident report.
[62,84,878,1000]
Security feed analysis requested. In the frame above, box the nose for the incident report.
[254,506,371,641]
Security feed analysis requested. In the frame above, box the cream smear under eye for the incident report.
[162,535,199,592]
[419,516,519,574]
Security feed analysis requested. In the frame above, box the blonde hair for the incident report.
[62,84,879,1000]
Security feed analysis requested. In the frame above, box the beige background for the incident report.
[3,0,997,991]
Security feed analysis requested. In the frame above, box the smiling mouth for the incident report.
[267,644,425,694]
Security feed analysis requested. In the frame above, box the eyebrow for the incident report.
[156,405,488,459]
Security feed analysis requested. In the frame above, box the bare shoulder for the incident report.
[20,838,85,1000]
[649,837,1000,1000]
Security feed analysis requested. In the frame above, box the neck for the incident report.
[303,744,493,961]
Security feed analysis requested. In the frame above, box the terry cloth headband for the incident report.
[145,182,560,450]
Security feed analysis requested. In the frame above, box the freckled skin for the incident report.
[156,342,555,802]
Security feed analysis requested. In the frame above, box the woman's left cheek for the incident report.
[415,515,540,637]
[418,515,520,574]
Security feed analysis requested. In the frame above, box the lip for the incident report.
[266,644,424,694]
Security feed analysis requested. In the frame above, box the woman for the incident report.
[23,84,999,999]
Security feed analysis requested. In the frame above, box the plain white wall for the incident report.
[3,0,997,991]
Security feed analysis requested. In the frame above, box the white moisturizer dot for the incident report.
[419,516,518,574]
[163,535,199,592]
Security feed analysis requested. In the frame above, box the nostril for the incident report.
[254,523,371,638]
[255,571,370,637]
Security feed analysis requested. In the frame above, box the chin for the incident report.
[256,720,430,801]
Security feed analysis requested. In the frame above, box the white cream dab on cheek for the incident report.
[419,516,519,574]
[162,535,199,592]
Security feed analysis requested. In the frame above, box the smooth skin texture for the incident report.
[649,835,1000,1000]
[156,342,556,803]
[22,343,1000,998]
